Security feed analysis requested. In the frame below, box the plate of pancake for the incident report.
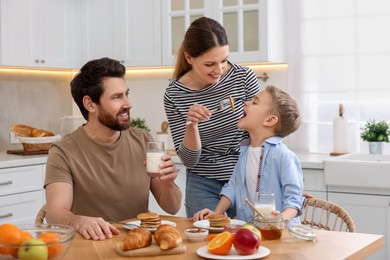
[123,212,176,232]
[193,214,246,232]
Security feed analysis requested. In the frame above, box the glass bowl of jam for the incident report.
[252,215,288,240]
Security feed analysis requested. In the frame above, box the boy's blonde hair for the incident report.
[265,85,301,137]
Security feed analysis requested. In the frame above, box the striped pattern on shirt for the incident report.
[164,62,260,181]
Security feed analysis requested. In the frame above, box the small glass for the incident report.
[255,192,275,218]
[146,142,165,177]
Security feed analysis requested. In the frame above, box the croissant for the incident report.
[154,224,182,250]
[10,124,35,137]
[119,228,152,251]
[11,124,55,137]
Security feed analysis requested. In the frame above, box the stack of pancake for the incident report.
[137,212,161,228]
[208,214,231,228]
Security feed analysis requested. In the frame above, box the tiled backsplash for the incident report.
[0,65,287,151]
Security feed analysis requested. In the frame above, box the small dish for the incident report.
[288,224,318,241]
[184,228,209,242]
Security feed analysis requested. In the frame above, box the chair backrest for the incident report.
[35,204,46,224]
[301,198,356,232]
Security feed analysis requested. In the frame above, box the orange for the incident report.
[11,231,34,258]
[38,232,63,259]
[207,234,219,241]
[0,223,22,255]
[207,231,234,255]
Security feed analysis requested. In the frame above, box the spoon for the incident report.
[244,198,265,219]
[186,96,235,125]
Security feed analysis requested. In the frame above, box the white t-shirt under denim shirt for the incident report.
[246,146,261,203]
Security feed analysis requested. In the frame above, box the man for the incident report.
[44,57,182,240]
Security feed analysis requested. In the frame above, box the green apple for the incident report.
[243,224,262,239]
[18,238,48,260]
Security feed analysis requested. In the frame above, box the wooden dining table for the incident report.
[63,215,384,260]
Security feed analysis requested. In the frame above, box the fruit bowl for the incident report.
[0,223,75,260]
[252,215,288,240]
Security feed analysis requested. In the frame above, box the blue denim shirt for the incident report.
[220,136,304,226]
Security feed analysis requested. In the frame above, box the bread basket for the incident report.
[18,135,62,152]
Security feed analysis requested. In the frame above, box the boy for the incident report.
[193,86,303,226]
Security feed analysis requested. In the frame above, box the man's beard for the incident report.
[97,106,130,131]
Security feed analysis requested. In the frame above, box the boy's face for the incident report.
[237,90,274,132]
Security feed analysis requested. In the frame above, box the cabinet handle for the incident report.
[0,180,13,185]
[40,60,45,63]
[35,59,39,63]
[120,60,125,63]
[0,213,13,219]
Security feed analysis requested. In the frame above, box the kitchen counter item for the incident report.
[19,135,62,152]
[6,149,48,155]
[60,116,85,136]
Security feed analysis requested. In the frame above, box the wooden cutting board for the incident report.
[115,242,186,257]
[7,150,48,155]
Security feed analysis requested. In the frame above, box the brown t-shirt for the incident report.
[45,126,153,222]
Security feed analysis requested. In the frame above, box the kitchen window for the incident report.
[286,0,390,154]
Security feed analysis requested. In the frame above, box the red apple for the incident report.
[233,228,261,255]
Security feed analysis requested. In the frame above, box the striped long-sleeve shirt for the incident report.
[163,62,260,181]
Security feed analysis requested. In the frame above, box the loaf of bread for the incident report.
[154,224,182,250]
[11,124,55,137]
[119,228,152,251]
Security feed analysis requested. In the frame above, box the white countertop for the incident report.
[296,153,331,169]
[0,152,48,168]
[0,151,330,170]
[173,153,331,170]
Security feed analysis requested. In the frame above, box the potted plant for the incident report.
[360,119,390,154]
[130,117,150,132]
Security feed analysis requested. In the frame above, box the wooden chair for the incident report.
[301,198,356,232]
[35,204,46,224]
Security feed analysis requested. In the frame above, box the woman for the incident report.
[164,17,260,217]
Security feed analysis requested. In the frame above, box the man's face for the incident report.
[96,77,132,131]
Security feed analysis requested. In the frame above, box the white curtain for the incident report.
[285,0,390,154]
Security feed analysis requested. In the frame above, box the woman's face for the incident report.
[185,45,229,86]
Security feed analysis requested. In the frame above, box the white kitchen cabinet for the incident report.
[80,0,161,67]
[148,162,186,217]
[0,0,79,68]
[161,0,285,65]
[302,168,327,200]
[328,190,390,260]
[0,164,45,224]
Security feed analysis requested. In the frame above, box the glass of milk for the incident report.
[146,142,165,177]
[255,192,275,218]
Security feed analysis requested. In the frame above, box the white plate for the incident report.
[123,220,176,232]
[193,219,246,232]
[196,245,270,259]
